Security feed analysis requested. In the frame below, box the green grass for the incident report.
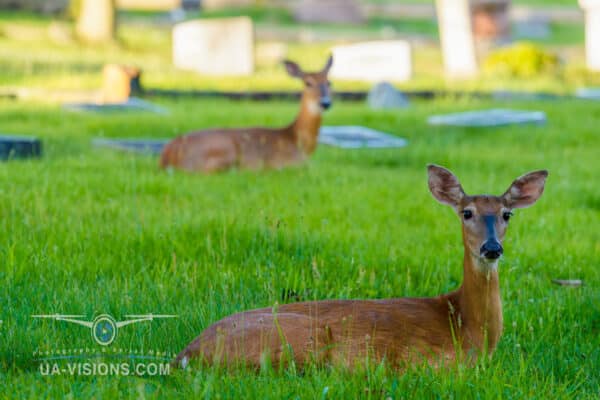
[0,96,599,397]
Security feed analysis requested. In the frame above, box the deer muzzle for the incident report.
[480,215,503,260]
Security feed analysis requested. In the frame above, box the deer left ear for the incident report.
[502,170,548,209]
[284,60,303,78]
[427,164,465,208]
[322,55,333,74]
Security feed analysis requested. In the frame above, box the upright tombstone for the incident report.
[294,0,364,24]
[580,0,600,71]
[436,0,478,77]
[76,0,116,43]
[367,82,410,109]
[172,17,254,76]
[102,64,141,103]
[330,41,412,82]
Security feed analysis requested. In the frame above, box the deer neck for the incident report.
[290,90,322,155]
[453,239,503,354]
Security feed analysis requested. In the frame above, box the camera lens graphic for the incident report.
[92,314,117,346]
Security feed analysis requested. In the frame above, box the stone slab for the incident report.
[427,109,547,127]
[319,126,408,148]
[576,87,600,99]
[92,126,408,154]
[0,134,42,160]
[63,97,168,114]
[367,82,410,109]
[330,41,412,82]
[172,17,254,76]
[513,17,551,39]
[93,138,168,154]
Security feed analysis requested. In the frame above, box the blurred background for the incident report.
[0,0,598,101]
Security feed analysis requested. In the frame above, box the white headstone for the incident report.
[580,0,600,71]
[436,0,478,77]
[330,41,412,82]
[172,17,254,76]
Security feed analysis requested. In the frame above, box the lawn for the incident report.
[0,96,599,398]
[1,5,599,399]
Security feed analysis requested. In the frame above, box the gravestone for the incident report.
[471,0,511,42]
[64,98,168,114]
[93,138,169,154]
[0,134,42,160]
[580,0,600,71]
[76,0,115,43]
[172,17,254,76]
[367,82,410,109]
[294,0,364,24]
[514,17,550,39]
[576,87,600,100]
[330,41,412,82]
[92,127,408,154]
[102,64,141,104]
[435,0,478,77]
[427,109,547,127]
[319,126,408,148]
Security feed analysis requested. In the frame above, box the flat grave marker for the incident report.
[427,109,547,127]
[64,97,168,114]
[0,134,42,160]
[576,87,600,100]
[92,126,408,154]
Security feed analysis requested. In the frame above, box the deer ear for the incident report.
[427,164,465,208]
[322,55,333,74]
[502,170,548,209]
[284,60,303,78]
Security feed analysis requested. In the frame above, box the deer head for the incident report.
[284,56,333,111]
[427,165,548,269]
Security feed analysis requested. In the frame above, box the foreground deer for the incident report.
[175,165,548,369]
[160,57,333,172]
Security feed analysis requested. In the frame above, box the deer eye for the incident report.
[462,210,473,220]
[503,211,513,221]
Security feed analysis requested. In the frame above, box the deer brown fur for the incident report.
[160,57,333,173]
[174,165,548,369]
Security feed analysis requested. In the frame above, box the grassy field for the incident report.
[1,6,599,399]
[0,95,599,397]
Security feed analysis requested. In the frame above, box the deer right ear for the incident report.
[427,164,465,208]
[284,60,303,78]
[502,170,548,209]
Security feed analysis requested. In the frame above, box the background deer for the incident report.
[160,56,333,173]
[174,165,548,369]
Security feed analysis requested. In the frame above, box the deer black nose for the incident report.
[480,240,503,260]
[320,99,331,110]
